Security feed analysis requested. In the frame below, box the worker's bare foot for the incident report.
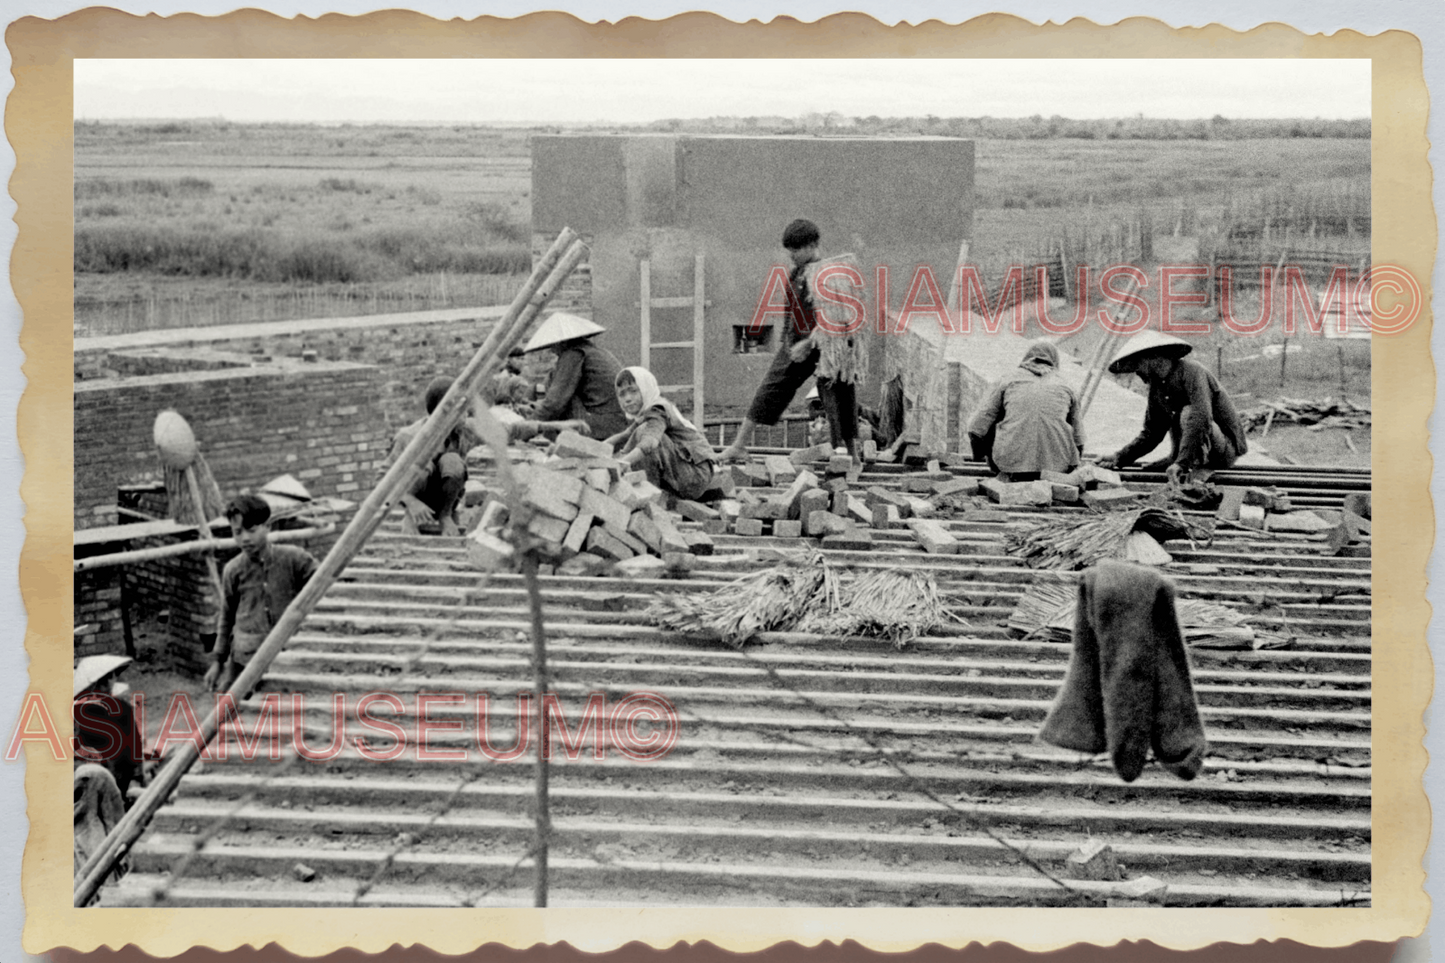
[717,445,749,465]
[440,515,462,537]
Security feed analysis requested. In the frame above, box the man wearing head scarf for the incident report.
[386,377,485,536]
[1096,332,1247,485]
[606,367,719,501]
[967,341,1085,481]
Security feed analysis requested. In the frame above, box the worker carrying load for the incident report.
[1097,331,1248,486]
[517,311,630,439]
[967,340,1085,481]
[717,218,864,467]
[606,366,719,502]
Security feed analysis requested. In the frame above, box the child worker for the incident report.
[205,493,319,692]
[605,367,719,502]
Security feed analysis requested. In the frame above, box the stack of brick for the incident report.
[973,464,1135,510]
[465,430,712,577]
[1217,485,1340,539]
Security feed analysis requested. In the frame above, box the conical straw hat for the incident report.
[1108,331,1193,374]
[523,312,605,353]
[74,654,132,697]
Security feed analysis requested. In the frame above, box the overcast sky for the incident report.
[74,58,1371,124]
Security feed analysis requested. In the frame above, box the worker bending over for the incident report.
[607,367,719,502]
[967,341,1085,481]
[519,312,630,439]
[1097,331,1247,485]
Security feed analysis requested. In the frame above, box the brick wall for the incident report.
[76,308,507,432]
[75,355,392,531]
[74,566,126,658]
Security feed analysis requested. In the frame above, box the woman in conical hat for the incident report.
[521,312,629,438]
[967,340,1085,480]
[1098,331,1247,481]
[606,367,719,501]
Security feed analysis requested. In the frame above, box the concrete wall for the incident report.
[532,135,975,412]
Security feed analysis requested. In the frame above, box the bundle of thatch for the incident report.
[646,550,834,648]
[1003,502,1212,571]
[804,254,867,385]
[646,551,948,650]
[796,568,949,650]
[154,409,225,525]
[1008,572,1257,648]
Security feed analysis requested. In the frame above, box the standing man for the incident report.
[206,494,319,692]
[717,219,860,465]
[1097,331,1248,485]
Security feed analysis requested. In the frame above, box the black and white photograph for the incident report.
[66,52,1383,914]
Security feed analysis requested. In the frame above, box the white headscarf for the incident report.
[617,366,700,433]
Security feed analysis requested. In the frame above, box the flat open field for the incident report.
[75,123,1372,421]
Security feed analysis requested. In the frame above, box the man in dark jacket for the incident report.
[1097,331,1247,485]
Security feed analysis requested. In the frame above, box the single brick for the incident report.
[1050,484,1081,504]
[735,517,765,537]
[797,489,831,520]
[805,510,849,537]
[908,518,960,555]
[683,531,715,555]
[702,518,731,535]
[1238,504,1266,530]
[825,454,853,476]
[562,513,595,555]
[465,529,516,572]
[627,511,664,552]
[527,513,572,545]
[580,486,631,532]
[871,504,901,528]
[763,455,798,487]
[676,499,721,523]
[585,528,636,561]
[773,519,803,539]
[1081,488,1142,511]
[821,531,874,551]
[553,429,614,460]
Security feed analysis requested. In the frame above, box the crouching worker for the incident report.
[606,367,719,502]
[1096,332,1247,486]
[967,341,1085,481]
[389,377,486,536]
[205,494,319,693]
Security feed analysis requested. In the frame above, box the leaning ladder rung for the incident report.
[646,296,712,309]
[649,341,696,349]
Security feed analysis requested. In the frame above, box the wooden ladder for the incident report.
[639,254,708,425]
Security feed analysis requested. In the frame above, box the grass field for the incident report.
[75,122,1372,408]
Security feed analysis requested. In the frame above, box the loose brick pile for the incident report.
[465,431,707,579]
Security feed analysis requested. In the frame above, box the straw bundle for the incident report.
[163,458,226,525]
[805,254,867,384]
[646,552,948,650]
[646,550,834,649]
[1003,503,1211,571]
[796,568,948,650]
[1009,572,1257,647]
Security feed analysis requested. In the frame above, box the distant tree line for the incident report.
[643,114,1371,140]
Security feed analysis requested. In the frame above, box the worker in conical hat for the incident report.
[1097,331,1247,483]
[519,312,629,438]
[73,655,146,808]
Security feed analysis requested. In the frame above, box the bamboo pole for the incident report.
[74,524,335,573]
[183,464,226,607]
[74,228,586,907]
[1077,274,1139,416]
[524,555,551,907]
